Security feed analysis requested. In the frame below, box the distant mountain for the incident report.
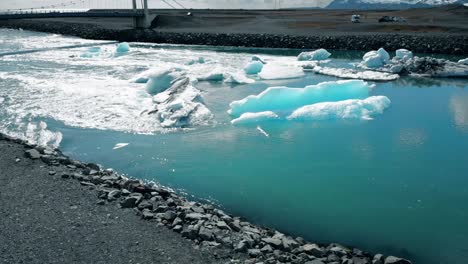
[326,0,467,9]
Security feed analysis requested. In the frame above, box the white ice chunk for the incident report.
[244,61,264,75]
[116,42,130,53]
[297,49,331,61]
[287,96,391,121]
[459,58,468,65]
[144,67,186,95]
[25,121,63,148]
[395,49,413,61]
[197,69,225,82]
[312,66,399,81]
[113,143,130,150]
[224,73,255,84]
[258,65,305,80]
[228,80,370,117]
[231,111,279,125]
[362,48,390,68]
[148,78,213,128]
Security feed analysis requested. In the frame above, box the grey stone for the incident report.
[137,200,153,210]
[198,226,213,241]
[215,221,230,230]
[172,225,183,233]
[305,260,325,264]
[248,249,262,257]
[107,190,121,200]
[228,220,242,232]
[185,213,206,221]
[163,211,177,221]
[373,254,384,264]
[301,244,324,257]
[282,236,299,251]
[262,237,283,248]
[384,256,412,264]
[142,210,155,220]
[260,245,273,253]
[235,240,249,252]
[181,225,199,239]
[120,196,138,208]
[25,149,41,159]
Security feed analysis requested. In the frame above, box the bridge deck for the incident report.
[0,11,144,20]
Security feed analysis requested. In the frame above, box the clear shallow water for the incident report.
[1,29,468,264]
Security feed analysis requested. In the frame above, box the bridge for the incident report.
[0,0,157,28]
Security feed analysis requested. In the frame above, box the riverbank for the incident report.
[0,6,467,55]
[0,133,412,264]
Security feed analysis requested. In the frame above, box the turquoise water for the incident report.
[1,29,468,264]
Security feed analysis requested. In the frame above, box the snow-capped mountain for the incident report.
[326,0,467,9]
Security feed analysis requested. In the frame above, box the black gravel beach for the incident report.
[0,134,413,264]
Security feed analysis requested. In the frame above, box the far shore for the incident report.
[1,5,467,55]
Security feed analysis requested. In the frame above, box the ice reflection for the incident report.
[450,95,468,134]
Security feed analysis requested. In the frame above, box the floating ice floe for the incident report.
[224,73,255,84]
[404,57,468,78]
[311,66,399,81]
[113,143,130,150]
[197,68,225,82]
[459,58,468,65]
[116,42,130,54]
[362,48,390,68]
[395,49,413,61]
[143,67,186,95]
[287,96,391,121]
[228,80,370,117]
[297,49,331,61]
[258,65,305,80]
[145,77,213,128]
[244,61,264,75]
[231,111,279,125]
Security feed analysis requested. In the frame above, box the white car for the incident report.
[351,15,361,23]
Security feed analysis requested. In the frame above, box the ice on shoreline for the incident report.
[287,96,391,121]
[297,49,331,61]
[228,80,370,117]
[312,66,399,81]
[459,58,468,65]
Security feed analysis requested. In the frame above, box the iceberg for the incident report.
[312,66,399,81]
[287,96,391,121]
[116,42,130,53]
[231,111,280,125]
[459,58,468,65]
[362,48,390,68]
[244,61,264,75]
[144,67,186,95]
[146,77,213,128]
[258,65,305,80]
[395,49,413,61]
[297,49,331,61]
[228,80,370,117]
[405,57,468,78]
[224,73,255,84]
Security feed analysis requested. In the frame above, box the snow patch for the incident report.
[287,96,391,121]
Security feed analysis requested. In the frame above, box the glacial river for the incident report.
[1,29,468,264]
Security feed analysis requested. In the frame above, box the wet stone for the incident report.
[25,149,41,159]
[384,256,412,264]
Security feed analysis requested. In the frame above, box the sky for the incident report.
[0,0,333,10]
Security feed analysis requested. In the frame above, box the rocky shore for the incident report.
[1,19,467,55]
[0,132,412,264]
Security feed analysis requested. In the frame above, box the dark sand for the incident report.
[0,139,236,264]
